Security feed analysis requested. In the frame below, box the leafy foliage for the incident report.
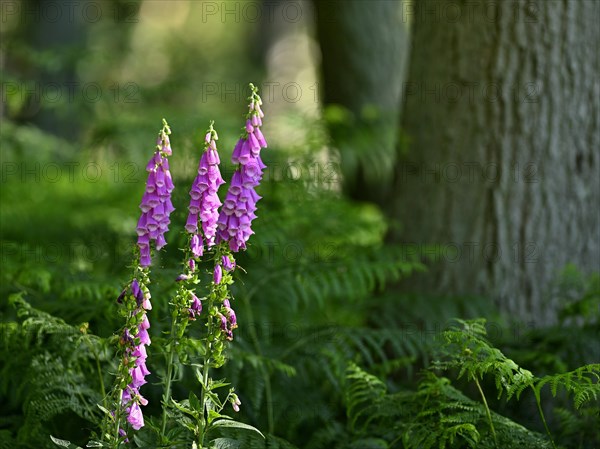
[1,294,111,449]
[306,363,554,449]
[1,123,598,448]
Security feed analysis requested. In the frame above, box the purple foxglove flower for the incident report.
[131,279,139,297]
[137,359,151,377]
[140,314,150,330]
[176,274,190,282]
[231,138,244,165]
[248,131,260,151]
[241,162,263,188]
[132,344,147,361]
[137,233,150,249]
[188,122,224,248]
[229,171,243,194]
[127,402,144,430]
[216,310,234,340]
[222,255,235,272]
[140,191,160,213]
[191,234,204,258]
[137,121,175,267]
[188,197,201,214]
[146,151,161,172]
[131,366,148,388]
[185,213,198,234]
[214,264,222,284]
[188,294,202,320]
[216,84,266,252]
[189,258,196,272]
[136,214,148,236]
[254,127,267,148]
[121,328,134,346]
[232,396,241,412]
[138,326,151,345]
[146,215,158,233]
[116,287,127,304]
[222,299,237,328]
[142,292,152,310]
[205,148,220,165]
[122,388,132,404]
[137,394,149,406]
[161,134,172,156]
[152,203,165,221]
[237,140,253,165]
[155,233,167,250]
[131,280,145,306]
[228,309,237,328]
[218,312,229,331]
[155,168,165,187]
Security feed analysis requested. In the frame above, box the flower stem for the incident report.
[113,388,123,448]
[83,335,107,409]
[198,296,215,446]
[161,311,179,436]
[95,352,107,408]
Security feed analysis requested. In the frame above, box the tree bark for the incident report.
[314,0,411,204]
[393,0,600,324]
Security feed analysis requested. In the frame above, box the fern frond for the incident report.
[535,364,600,409]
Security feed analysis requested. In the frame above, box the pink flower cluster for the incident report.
[216,91,267,252]
[137,128,175,267]
[186,124,225,256]
[120,279,153,430]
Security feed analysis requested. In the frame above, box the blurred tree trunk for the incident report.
[314,0,411,205]
[393,0,599,324]
[4,0,140,141]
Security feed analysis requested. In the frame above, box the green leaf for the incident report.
[210,438,242,449]
[176,415,197,432]
[50,436,83,449]
[208,408,225,425]
[96,404,112,416]
[171,398,196,418]
[210,378,232,390]
[210,419,265,438]
[189,391,202,414]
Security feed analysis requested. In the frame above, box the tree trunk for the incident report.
[393,0,600,324]
[314,0,411,204]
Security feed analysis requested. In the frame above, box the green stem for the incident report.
[95,352,107,407]
[198,298,214,446]
[82,334,107,408]
[533,389,557,449]
[161,311,179,436]
[473,377,498,449]
[113,388,123,448]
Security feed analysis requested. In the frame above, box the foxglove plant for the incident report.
[86,85,267,449]
[159,121,227,437]
[217,83,267,252]
[98,120,174,447]
[158,86,267,446]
